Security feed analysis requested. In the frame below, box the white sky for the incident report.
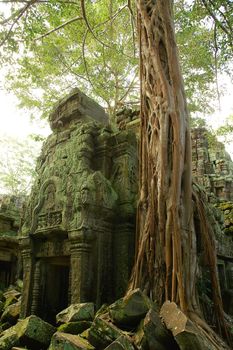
[0,80,232,158]
[0,89,51,140]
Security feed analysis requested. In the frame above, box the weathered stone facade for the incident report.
[191,127,233,202]
[0,195,23,289]
[19,89,138,323]
[1,98,233,325]
[190,128,233,315]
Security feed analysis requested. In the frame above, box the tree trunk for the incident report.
[129,0,229,344]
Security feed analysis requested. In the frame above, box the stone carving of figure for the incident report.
[44,184,56,211]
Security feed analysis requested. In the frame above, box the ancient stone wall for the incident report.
[0,195,23,289]
[191,127,233,202]
[19,89,138,323]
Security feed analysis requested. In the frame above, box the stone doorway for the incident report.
[40,257,70,324]
[0,260,13,289]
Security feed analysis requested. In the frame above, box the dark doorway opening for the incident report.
[0,261,13,289]
[41,257,70,324]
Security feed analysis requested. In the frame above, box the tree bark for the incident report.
[129,0,229,343]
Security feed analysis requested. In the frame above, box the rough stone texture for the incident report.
[0,315,55,350]
[134,308,179,350]
[88,317,123,349]
[1,300,21,324]
[19,91,137,322]
[49,88,109,131]
[191,128,233,203]
[49,331,95,350]
[0,195,23,290]
[109,288,152,327]
[0,329,19,350]
[57,321,92,334]
[160,301,225,350]
[56,303,95,324]
[104,335,135,350]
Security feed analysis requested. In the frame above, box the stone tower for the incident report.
[19,89,138,323]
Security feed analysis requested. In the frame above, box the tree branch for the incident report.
[201,0,231,37]
[0,0,38,47]
[80,0,110,48]
[34,16,83,41]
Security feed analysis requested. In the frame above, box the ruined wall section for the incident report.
[0,195,24,288]
[19,90,138,321]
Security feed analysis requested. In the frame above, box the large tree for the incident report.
[0,0,232,346]
[129,0,231,346]
[0,0,232,119]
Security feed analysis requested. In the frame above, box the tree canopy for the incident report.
[0,0,232,346]
[0,0,232,120]
[0,135,41,195]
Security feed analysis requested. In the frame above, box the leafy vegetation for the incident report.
[0,0,232,121]
[0,136,41,195]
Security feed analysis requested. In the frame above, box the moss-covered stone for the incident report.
[1,300,20,324]
[0,327,19,350]
[56,303,95,324]
[0,315,56,350]
[57,321,92,334]
[109,289,153,328]
[49,331,95,350]
[134,309,179,350]
[104,335,134,350]
[88,317,123,349]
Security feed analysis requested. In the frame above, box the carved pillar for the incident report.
[31,260,41,315]
[69,229,95,303]
[95,221,113,307]
[19,237,34,318]
[113,223,135,299]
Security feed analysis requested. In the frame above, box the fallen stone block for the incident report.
[3,294,18,309]
[134,308,179,350]
[0,315,56,350]
[3,289,21,301]
[49,331,95,350]
[88,317,123,349]
[109,289,152,327]
[1,300,21,324]
[104,335,134,350]
[160,301,219,350]
[0,328,19,350]
[57,320,92,334]
[56,303,95,324]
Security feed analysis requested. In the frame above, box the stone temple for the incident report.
[0,90,233,325]
[19,89,138,323]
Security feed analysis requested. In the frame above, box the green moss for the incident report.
[57,321,92,335]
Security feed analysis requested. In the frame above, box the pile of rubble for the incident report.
[0,289,230,350]
[0,281,22,332]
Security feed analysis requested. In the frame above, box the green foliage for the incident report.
[0,136,41,195]
[0,0,232,120]
[1,0,138,121]
[216,115,233,143]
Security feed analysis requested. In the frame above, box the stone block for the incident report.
[1,300,21,324]
[134,308,179,350]
[88,317,123,349]
[49,88,109,131]
[104,335,134,350]
[49,331,95,350]
[160,301,218,350]
[0,315,56,350]
[56,303,95,324]
[109,289,152,327]
[57,320,92,334]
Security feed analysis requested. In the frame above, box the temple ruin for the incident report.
[18,89,138,323]
[0,92,233,324]
[0,195,22,290]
